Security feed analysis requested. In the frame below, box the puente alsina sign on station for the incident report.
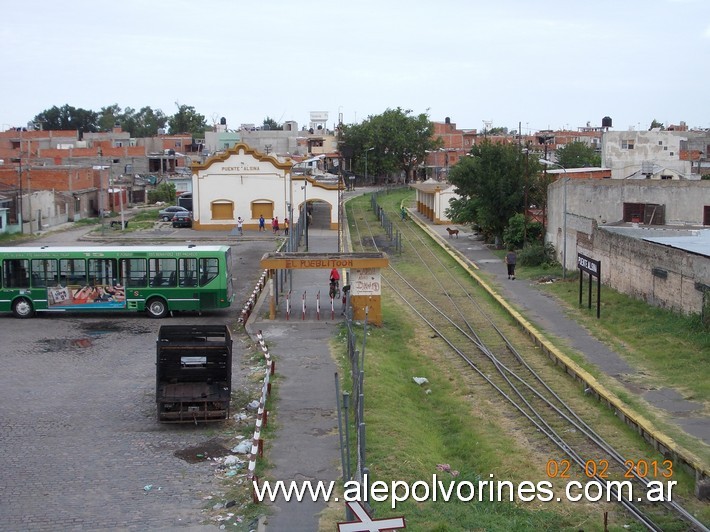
[260,252,389,325]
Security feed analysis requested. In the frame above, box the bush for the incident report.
[518,242,556,267]
[503,213,543,249]
[148,182,177,204]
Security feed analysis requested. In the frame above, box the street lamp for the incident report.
[301,183,308,252]
[364,147,374,185]
[539,159,568,278]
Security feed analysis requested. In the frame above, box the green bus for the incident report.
[0,245,234,319]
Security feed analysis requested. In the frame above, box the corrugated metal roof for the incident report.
[643,229,710,257]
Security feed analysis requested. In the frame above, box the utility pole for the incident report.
[25,137,32,233]
[17,134,24,234]
[98,147,106,235]
[524,141,529,246]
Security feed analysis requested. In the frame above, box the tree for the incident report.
[556,141,600,168]
[446,141,529,246]
[168,103,207,137]
[262,117,282,131]
[649,119,665,130]
[130,106,168,137]
[487,126,509,135]
[99,105,169,137]
[34,105,99,133]
[98,104,123,132]
[341,108,440,182]
[148,181,177,204]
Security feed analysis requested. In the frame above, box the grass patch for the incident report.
[0,231,30,244]
[537,277,710,403]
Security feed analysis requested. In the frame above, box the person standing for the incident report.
[236,217,243,236]
[284,217,289,236]
[505,249,517,280]
[259,215,265,232]
[272,216,280,234]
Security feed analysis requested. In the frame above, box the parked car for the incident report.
[171,211,193,228]
[158,205,189,221]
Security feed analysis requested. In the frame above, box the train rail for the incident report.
[346,195,708,531]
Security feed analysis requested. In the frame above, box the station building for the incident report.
[190,143,342,231]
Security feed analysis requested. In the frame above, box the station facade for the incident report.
[190,143,341,231]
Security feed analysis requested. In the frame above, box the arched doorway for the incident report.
[300,199,334,230]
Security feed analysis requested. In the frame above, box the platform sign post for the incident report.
[577,253,601,319]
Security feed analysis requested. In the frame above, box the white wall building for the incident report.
[601,129,703,179]
[191,143,341,230]
[410,179,458,224]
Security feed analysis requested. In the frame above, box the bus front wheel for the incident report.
[13,297,35,319]
[146,297,168,319]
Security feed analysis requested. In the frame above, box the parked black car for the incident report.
[171,211,193,228]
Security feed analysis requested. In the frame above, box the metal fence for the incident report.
[334,187,407,520]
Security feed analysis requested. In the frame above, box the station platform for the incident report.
[246,227,345,532]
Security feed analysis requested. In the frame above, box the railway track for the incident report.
[346,193,708,531]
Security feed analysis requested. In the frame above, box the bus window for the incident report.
[122,258,147,288]
[31,259,59,288]
[179,258,198,287]
[149,258,177,287]
[88,258,118,287]
[199,258,219,286]
[60,258,87,286]
[4,259,30,288]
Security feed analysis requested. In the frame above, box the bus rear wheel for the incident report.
[146,297,168,319]
[13,297,35,319]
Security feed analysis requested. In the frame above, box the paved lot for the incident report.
[0,226,276,531]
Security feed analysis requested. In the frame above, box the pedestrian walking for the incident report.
[236,217,243,236]
[259,215,265,232]
[505,248,517,280]
[272,216,280,235]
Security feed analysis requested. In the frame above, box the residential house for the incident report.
[601,128,710,179]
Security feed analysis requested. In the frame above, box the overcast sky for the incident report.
[2,0,709,134]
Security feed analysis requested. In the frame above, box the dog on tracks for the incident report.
[446,227,459,239]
